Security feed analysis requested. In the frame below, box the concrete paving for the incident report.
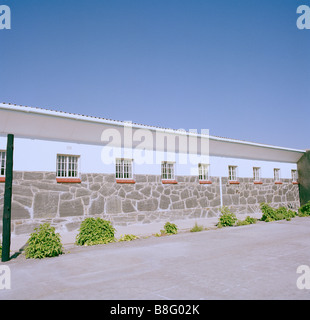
[1,216,310,300]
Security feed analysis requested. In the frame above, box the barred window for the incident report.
[161,162,175,180]
[0,151,6,176]
[57,155,80,178]
[228,166,238,181]
[253,167,261,181]
[198,163,209,181]
[116,159,133,179]
[291,170,298,183]
[274,168,281,182]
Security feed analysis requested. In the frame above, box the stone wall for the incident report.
[0,172,300,235]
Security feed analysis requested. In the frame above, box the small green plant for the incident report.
[217,206,237,227]
[76,217,116,246]
[236,216,257,226]
[25,223,63,259]
[298,201,310,217]
[260,203,297,222]
[163,222,178,234]
[118,234,139,242]
[190,222,204,232]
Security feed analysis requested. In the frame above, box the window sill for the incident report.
[56,178,81,183]
[116,179,136,184]
[274,181,282,184]
[292,182,299,185]
[0,177,5,183]
[253,181,263,184]
[199,180,212,184]
[229,181,240,184]
[162,180,178,184]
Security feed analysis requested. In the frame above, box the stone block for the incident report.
[12,185,33,197]
[76,188,92,198]
[126,191,144,200]
[11,201,31,220]
[106,196,122,214]
[171,200,185,210]
[14,222,41,235]
[181,189,189,199]
[33,192,59,218]
[122,199,136,213]
[12,195,32,208]
[59,198,84,217]
[89,195,105,215]
[140,186,151,197]
[137,198,158,212]
[23,172,44,180]
[185,197,198,209]
[135,175,147,183]
[159,194,170,210]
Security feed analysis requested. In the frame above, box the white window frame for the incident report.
[274,168,281,182]
[161,161,175,180]
[115,158,133,180]
[0,151,6,177]
[228,165,238,181]
[253,167,261,182]
[198,163,210,181]
[56,154,80,178]
[291,169,298,183]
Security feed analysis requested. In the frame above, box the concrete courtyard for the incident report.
[1,217,310,300]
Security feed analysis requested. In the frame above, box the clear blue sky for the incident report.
[1,0,309,149]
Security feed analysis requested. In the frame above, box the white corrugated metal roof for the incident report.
[0,102,306,155]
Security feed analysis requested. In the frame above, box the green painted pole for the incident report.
[1,134,14,262]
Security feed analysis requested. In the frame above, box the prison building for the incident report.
[0,102,306,235]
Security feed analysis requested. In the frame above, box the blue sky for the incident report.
[1,0,309,149]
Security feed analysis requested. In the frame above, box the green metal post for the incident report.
[1,134,14,262]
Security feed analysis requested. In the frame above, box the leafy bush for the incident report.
[25,223,63,259]
[260,203,297,222]
[298,201,310,217]
[190,222,204,232]
[155,222,178,237]
[76,217,116,246]
[217,206,237,227]
[161,222,178,235]
[236,216,257,226]
[118,234,139,242]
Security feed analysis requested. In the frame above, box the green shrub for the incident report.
[236,216,257,226]
[217,206,237,227]
[190,222,204,232]
[118,234,139,242]
[163,222,178,235]
[260,203,297,222]
[298,201,310,217]
[25,223,63,259]
[76,217,116,246]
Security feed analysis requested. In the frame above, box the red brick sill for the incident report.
[292,182,299,185]
[253,181,263,184]
[199,180,212,184]
[162,180,178,184]
[56,178,81,183]
[0,177,5,183]
[229,181,240,184]
[274,181,283,184]
[116,179,136,184]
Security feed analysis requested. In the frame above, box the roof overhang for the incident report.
[0,103,305,163]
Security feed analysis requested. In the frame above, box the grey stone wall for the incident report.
[0,172,300,235]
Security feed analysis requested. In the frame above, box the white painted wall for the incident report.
[0,136,297,179]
